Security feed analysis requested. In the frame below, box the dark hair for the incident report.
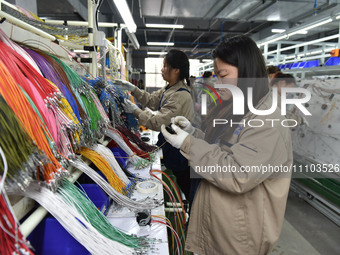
[270,72,296,87]
[165,49,190,86]
[204,35,270,142]
[267,65,281,75]
[203,71,212,78]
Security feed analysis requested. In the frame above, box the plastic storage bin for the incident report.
[324,57,340,66]
[108,147,128,168]
[27,184,109,255]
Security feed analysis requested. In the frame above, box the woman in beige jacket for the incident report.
[117,49,194,198]
[161,36,293,255]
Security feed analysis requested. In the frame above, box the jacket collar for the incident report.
[164,80,189,93]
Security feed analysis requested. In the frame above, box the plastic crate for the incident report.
[324,57,340,66]
[304,60,319,68]
[290,62,300,69]
[27,184,109,255]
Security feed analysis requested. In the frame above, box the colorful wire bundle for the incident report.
[104,128,143,166]
[117,125,156,153]
[0,95,41,191]
[0,58,63,183]
[79,147,126,194]
[20,182,136,255]
[59,179,153,250]
[48,55,104,136]
[92,144,130,186]
[70,159,161,210]
[0,192,34,255]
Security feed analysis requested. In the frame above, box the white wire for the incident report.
[92,143,130,185]
[71,159,161,210]
[0,145,8,194]
[22,183,135,255]
[104,128,143,165]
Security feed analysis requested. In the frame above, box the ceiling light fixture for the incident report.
[271,29,286,33]
[148,52,167,55]
[258,34,287,47]
[145,24,184,29]
[147,42,174,46]
[288,18,332,36]
[112,0,137,33]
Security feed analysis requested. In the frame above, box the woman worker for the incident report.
[161,36,293,255]
[116,49,194,199]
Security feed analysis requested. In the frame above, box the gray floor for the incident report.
[270,191,340,255]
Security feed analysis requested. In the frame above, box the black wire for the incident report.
[95,0,104,31]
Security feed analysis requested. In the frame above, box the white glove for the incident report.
[171,116,195,134]
[161,124,189,149]
[114,79,135,91]
[122,98,138,113]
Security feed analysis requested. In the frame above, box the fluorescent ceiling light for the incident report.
[147,42,174,46]
[202,59,213,62]
[271,29,286,33]
[296,30,308,34]
[148,52,167,55]
[258,34,287,46]
[146,24,184,29]
[337,15,340,20]
[288,18,332,36]
[112,0,137,33]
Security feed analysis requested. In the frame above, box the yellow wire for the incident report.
[80,147,126,194]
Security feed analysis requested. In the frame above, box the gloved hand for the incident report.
[114,79,135,91]
[161,124,189,149]
[122,98,138,113]
[171,116,195,134]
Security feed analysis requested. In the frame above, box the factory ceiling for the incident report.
[36,0,340,59]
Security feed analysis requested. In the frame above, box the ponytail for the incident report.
[165,49,190,86]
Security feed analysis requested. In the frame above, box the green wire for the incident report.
[0,95,36,184]
[58,179,151,249]
[47,55,103,134]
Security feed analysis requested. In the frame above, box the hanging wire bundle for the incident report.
[79,147,127,194]
[0,191,34,255]
[0,57,64,185]
[0,95,42,191]
[104,127,144,166]
[47,54,107,140]
[58,178,156,250]
[24,48,82,123]
[2,5,88,37]
[18,182,137,255]
[92,144,131,187]
[89,77,138,130]
[150,169,187,254]
[70,159,161,210]
[0,33,83,160]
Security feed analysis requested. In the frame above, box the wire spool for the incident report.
[136,180,159,194]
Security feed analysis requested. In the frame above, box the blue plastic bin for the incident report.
[303,60,319,68]
[290,62,300,69]
[108,147,128,168]
[27,184,109,255]
[324,57,340,66]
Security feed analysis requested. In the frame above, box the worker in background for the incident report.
[270,72,306,126]
[115,49,194,200]
[202,70,213,79]
[267,65,281,81]
[161,35,293,254]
